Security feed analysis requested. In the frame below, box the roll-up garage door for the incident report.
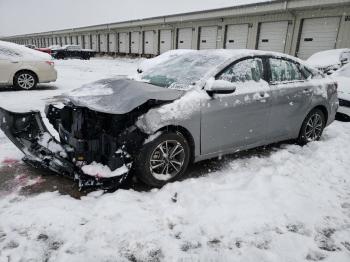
[91,35,98,51]
[77,36,81,47]
[225,24,249,49]
[84,35,91,49]
[199,26,218,49]
[108,33,117,52]
[160,29,172,54]
[144,31,155,55]
[119,32,129,53]
[177,28,193,49]
[297,17,341,59]
[131,32,141,54]
[100,34,108,52]
[258,21,289,53]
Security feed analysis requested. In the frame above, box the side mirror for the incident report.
[205,79,236,96]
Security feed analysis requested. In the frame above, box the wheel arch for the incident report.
[157,125,196,163]
[13,69,39,84]
[312,105,329,124]
[298,104,329,139]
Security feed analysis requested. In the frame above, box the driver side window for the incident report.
[217,58,264,83]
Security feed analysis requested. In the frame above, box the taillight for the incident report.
[45,61,54,66]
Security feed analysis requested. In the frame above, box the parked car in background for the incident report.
[306,49,350,74]
[0,40,57,90]
[48,45,61,50]
[25,44,52,55]
[331,63,350,119]
[0,50,338,188]
[51,45,95,60]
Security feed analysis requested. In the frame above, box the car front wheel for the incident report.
[298,108,325,145]
[14,71,37,90]
[134,132,191,187]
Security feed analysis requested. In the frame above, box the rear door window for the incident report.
[269,58,305,83]
[0,47,21,59]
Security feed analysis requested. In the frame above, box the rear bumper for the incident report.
[39,68,57,83]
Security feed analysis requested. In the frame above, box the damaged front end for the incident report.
[0,104,147,189]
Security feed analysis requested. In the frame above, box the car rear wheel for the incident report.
[134,132,190,187]
[14,71,37,90]
[298,109,325,145]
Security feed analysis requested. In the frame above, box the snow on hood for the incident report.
[64,78,185,114]
[0,40,52,61]
[331,64,350,101]
[306,49,350,69]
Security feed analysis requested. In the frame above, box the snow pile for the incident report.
[0,121,350,261]
[81,162,129,178]
[0,40,52,61]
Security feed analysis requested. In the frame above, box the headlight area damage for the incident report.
[0,105,144,189]
[0,78,185,189]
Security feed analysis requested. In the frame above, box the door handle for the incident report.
[11,61,19,63]
[302,88,312,94]
[254,92,269,101]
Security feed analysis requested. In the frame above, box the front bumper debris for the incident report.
[0,107,130,189]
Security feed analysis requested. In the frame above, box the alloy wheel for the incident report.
[305,113,323,141]
[149,140,185,180]
[17,73,35,89]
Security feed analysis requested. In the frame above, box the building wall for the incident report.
[4,2,350,59]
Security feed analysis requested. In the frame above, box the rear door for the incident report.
[267,57,314,139]
[201,57,272,155]
[0,47,22,84]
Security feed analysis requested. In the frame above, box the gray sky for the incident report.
[0,0,268,37]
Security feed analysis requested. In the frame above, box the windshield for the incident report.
[141,52,228,89]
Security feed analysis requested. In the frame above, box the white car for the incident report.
[306,49,350,74]
[0,40,57,90]
[332,63,350,118]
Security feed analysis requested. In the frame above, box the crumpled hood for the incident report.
[63,78,185,114]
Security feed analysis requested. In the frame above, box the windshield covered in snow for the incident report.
[141,52,228,89]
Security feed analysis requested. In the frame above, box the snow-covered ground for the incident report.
[0,58,350,262]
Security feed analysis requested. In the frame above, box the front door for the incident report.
[201,57,272,155]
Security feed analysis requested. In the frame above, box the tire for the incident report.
[134,132,191,187]
[13,71,37,90]
[298,108,326,145]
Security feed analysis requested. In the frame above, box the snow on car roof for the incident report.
[0,40,52,61]
[306,49,350,68]
[139,49,309,73]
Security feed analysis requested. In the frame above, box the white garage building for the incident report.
[3,0,350,59]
